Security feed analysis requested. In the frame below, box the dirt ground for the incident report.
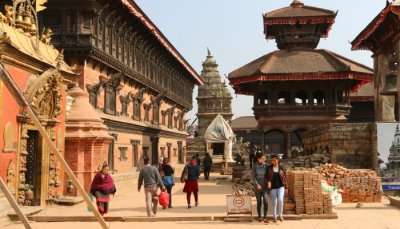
[1,174,400,229]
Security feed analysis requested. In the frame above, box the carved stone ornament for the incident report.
[24,67,63,120]
[6,160,16,193]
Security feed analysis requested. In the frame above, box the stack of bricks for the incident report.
[322,193,333,214]
[287,170,333,215]
[316,164,382,203]
[284,188,296,214]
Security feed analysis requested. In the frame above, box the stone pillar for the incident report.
[370,123,378,172]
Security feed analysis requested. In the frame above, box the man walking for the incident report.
[203,153,213,180]
[138,157,165,217]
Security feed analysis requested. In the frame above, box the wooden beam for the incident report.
[0,63,109,229]
[0,178,33,229]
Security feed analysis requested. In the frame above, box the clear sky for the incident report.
[135,0,396,162]
[135,0,385,118]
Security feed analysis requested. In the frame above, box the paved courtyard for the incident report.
[1,174,400,229]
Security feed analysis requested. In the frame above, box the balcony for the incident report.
[253,103,352,117]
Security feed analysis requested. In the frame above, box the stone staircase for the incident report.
[186,137,207,161]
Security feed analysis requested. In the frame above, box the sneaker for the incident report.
[264,218,269,224]
[195,202,199,207]
[279,216,284,222]
[273,218,277,223]
[188,205,192,209]
[258,218,263,223]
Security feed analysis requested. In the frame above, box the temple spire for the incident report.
[207,48,212,57]
[291,0,304,7]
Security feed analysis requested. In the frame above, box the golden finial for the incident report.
[41,27,53,44]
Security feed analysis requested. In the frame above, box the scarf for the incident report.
[90,172,116,196]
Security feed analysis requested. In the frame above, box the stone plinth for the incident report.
[65,86,112,195]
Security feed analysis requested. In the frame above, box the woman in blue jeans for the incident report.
[267,155,287,222]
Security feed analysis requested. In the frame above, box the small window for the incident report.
[118,147,128,161]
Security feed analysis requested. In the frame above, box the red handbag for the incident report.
[159,191,170,208]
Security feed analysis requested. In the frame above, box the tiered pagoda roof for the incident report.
[229,0,373,95]
[264,0,337,39]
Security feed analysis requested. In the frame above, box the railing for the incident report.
[253,103,352,116]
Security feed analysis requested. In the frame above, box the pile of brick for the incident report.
[316,164,382,203]
[287,170,333,215]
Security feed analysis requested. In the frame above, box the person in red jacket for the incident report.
[90,163,116,216]
[267,155,287,223]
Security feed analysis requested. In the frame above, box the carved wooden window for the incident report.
[174,116,178,129]
[105,25,110,52]
[160,147,166,158]
[104,85,117,115]
[152,102,160,124]
[133,99,141,121]
[111,28,116,56]
[98,19,105,50]
[119,94,131,117]
[142,146,149,160]
[87,84,100,108]
[161,111,167,126]
[118,147,128,161]
[143,104,151,122]
[167,109,173,129]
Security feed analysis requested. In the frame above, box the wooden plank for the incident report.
[0,178,33,229]
[0,64,108,229]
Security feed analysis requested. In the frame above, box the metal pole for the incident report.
[0,178,33,229]
[0,64,108,229]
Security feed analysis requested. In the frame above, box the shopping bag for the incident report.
[159,191,170,209]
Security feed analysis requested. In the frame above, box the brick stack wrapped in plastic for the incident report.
[316,164,382,203]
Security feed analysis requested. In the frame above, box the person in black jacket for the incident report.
[160,158,175,208]
[252,153,269,223]
[203,153,213,180]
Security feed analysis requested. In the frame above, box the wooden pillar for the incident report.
[262,130,266,154]
[285,131,291,159]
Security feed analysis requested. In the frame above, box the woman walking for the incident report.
[160,157,175,208]
[181,156,200,208]
[252,153,269,223]
[267,155,287,223]
[90,163,116,216]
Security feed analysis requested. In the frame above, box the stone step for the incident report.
[9,213,337,223]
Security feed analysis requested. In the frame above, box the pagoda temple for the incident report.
[228,0,374,158]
